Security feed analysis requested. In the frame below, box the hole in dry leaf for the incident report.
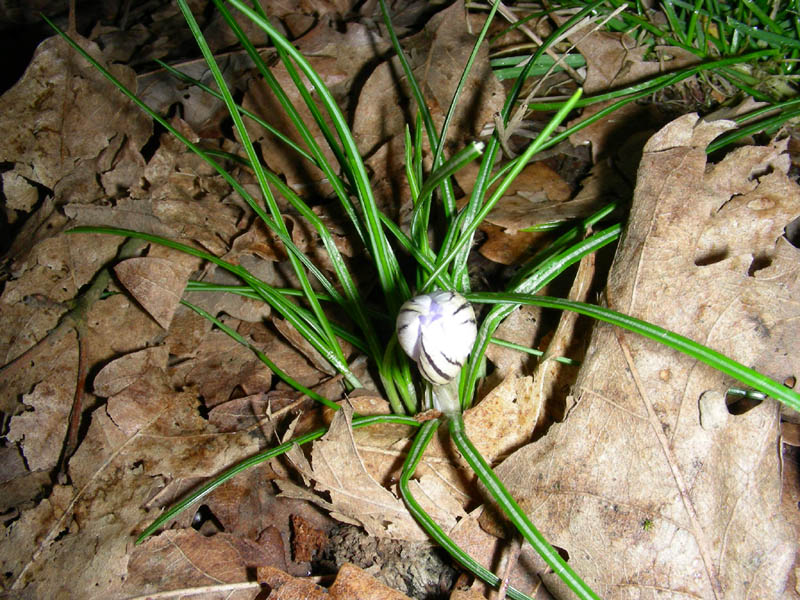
[554,545,570,563]
[693,248,728,266]
[139,122,165,163]
[747,253,772,276]
[725,393,763,415]
[196,400,209,420]
[53,528,70,542]
[220,114,235,141]
[786,215,800,247]
[191,504,223,534]
[784,375,796,388]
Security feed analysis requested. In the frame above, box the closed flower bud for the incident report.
[396,291,477,385]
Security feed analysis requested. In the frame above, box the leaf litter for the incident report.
[1,3,799,600]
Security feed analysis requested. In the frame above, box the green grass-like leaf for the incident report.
[468,293,800,414]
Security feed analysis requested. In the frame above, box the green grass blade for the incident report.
[227,0,408,311]
[491,337,580,365]
[69,226,360,385]
[399,419,536,600]
[181,299,339,409]
[445,0,607,290]
[46,15,369,384]
[377,0,458,221]
[706,106,800,153]
[211,2,368,247]
[448,414,601,600]
[136,414,421,544]
[461,224,621,408]
[42,14,277,231]
[424,89,584,292]
[467,293,800,415]
[176,0,354,387]
[184,281,374,351]
[154,58,317,165]
[429,1,499,170]
[491,54,587,80]
[410,141,485,255]
[726,15,800,49]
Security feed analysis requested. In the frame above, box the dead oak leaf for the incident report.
[306,404,428,541]
[0,36,151,209]
[490,115,800,599]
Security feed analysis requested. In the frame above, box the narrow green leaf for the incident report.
[449,414,600,600]
[468,293,800,415]
[399,420,536,600]
[137,414,421,544]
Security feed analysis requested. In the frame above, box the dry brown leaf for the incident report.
[169,328,275,408]
[462,375,541,464]
[484,306,543,386]
[561,29,700,161]
[305,404,428,540]
[353,0,504,156]
[328,562,414,600]
[258,565,328,600]
[0,36,151,210]
[449,507,543,599]
[127,529,276,598]
[569,31,700,95]
[490,115,800,598]
[1,232,122,363]
[568,100,662,162]
[114,256,194,330]
[537,250,595,423]
[257,561,415,600]
[6,335,78,472]
[93,346,169,397]
[0,356,266,598]
[84,292,168,367]
[285,375,546,550]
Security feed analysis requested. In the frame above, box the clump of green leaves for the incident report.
[47,1,800,599]
[484,0,799,151]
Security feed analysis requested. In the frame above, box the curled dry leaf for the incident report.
[490,114,800,599]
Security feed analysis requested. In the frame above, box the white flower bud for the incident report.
[396,291,477,385]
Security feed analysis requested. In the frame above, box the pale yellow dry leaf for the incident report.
[490,115,800,599]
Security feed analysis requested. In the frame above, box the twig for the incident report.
[124,581,262,600]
